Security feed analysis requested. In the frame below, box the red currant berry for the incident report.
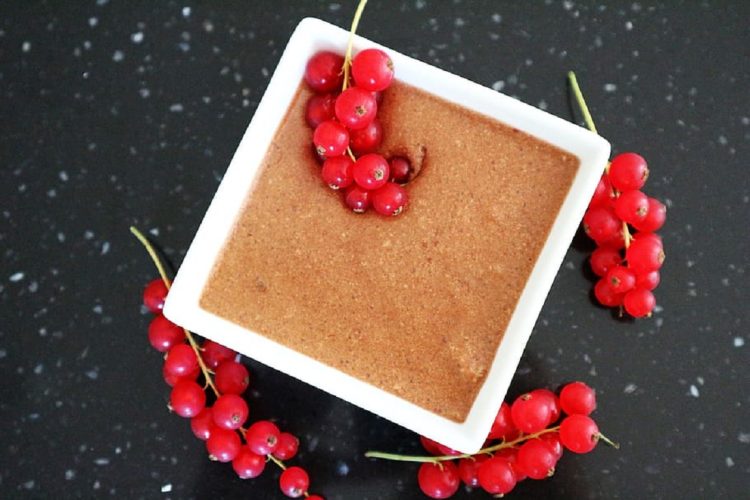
[307,496,324,500]
[436,443,461,457]
[417,462,460,499]
[372,90,383,105]
[148,315,185,352]
[214,361,250,395]
[190,407,215,441]
[143,279,168,313]
[349,119,382,154]
[353,153,390,190]
[608,152,649,191]
[614,190,649,225]
[305,93,336,129]
[633,197,666,232]
[635,270,660,291]
[495,448,526,481]
[559,381,597,416]
[594,278,623,307]
[313,120,349,158]
[517,439,557,479]
[559,414,599,454]
[162,363,198,387]
[321,156,354,190]
[623,287,656,318]
[212,394,249,430]
[201,340,236,369]
[626,233,665,273]
[606,265,636,293]
[169,379,206,418]
[273,432,300,460]
[232,447,266,479]
[206,427,241,462]
[389,156,412,184]
[372,182,408,216]
[539,432,564,461]
[487,402,517,440]
[589,174,613,208]
[583,206,620,242]
[600,229,627,250]
[334,87,377,130]
[477,457,516,495]
[590,247,622,277]
[304,51,344,93]
[164,343,199,378]
[344,185,371,213]
[352,48,394,92]
[419,436,443,456]
[531,388,561,424]
[245,420,281,455]
[511,392,552,434]
[279,466,309,498]
[458,455,488,487]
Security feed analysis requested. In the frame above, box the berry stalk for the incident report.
[342,0,369,91]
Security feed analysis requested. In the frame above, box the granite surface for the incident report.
[1,1,748,498]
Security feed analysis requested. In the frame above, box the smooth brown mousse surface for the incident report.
[200,81,579,422]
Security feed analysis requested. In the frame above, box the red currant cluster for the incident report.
[584,152,667,317]
[140,273,323,499]
[366,381,615,499]
[303,48,410,216]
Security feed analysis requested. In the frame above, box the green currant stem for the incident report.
[342,0,368,91]
[597,432,621,449]
[365,427,560,464]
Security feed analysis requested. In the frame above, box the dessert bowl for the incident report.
[164,17,610,453]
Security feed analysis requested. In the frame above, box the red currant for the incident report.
[334,87,377,130]
[307,496,324,500]
[321,156,354,190]
[495,448,526,481]
[245,420,281,455]
[559,414,599,454]
[232,447,266,479]
[583,206,620,242]
[614,190,649,225]
[162,363,198,387]
[352,153,389,190]
[279,466,309,498]
[305,93,336,129]
[372,182,408,216]
[273,432,299,460]
[313,120,349,158]
[531,388,561,424]
[419,436,443,456]
[212,394,249,430]
[477,457,516,495]
[511,392,552,433]
[559,381,597,416]
[389,156,412,184]
[435,443,461,457]
[590,247,622,277]
[458,455,488,487]
[539,432,564,461]
[304,51,344,93]
[589,174,613,208]
[206,427,241,462]
[164,343,199,378]
[190,407,215,441]
[201,340,236,369]
[516,439,557,479]
[344,185,371,213]
[143,279,168,313]
[148,315,185,352]
[169,379,206,418]
[487,402,517,440]
[594,278,623,307]
[633,197,666,232]
[635,270,660,291]
[349,119,382,154]
[608,152,649,191]
[352,48,394,92]
[601,230,626,250]
[606,265,636,293]
[214,360,250,395]
[623,288,656,317]
[417,462,460,499]
[626,233,665,273]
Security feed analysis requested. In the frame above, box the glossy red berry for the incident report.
[626,233,665,273]
[169,379,206,418]
[372,182,408,216]
[589,174,613,208]
[304,51,344,93]
[201,340,236,369]
[590,247,622,277]
[419,436,443,456]
[305,93,336,129]
[417,462,460,499]
[559,414,599,454]
[635,270,660,291]
[435,442,461,457]
[212,394,249,430]
[352,48,394,92]
[559,381,597,416]
[334,87,377,130]
[531,388,561,424]
[487,402,517,440]
[633,197,666,232]
[539,432,564,461]
[162,363,198,387]
[164,343,199,378]
[143,279,168,313]
[273,432,300,460]
[279,466,309,498]
[307,496,324,500]
[148,315,185,352]
[594,278,623,307]
[614,190,649,225]
[477,457,516,495]
[214,361,250,395]
[458,455,488,487]
[516,439,557,479]
[344,185,371,213]
[353,153,390,190]
[245,420,281,455]
[349,119,382,154]
[495,448,526,481]
[623,288,656,318]
[389,156,412,183]
[606,265,636,293]
[511,392,552,433]
[609,152,649,191]
[206,427,241,462]
[583,206,620,242]
[313,120,349,158]
[190,407,215,441]
[321,156,354,190]
[232,447,266,479]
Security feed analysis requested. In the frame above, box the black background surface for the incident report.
[1,1,748,498]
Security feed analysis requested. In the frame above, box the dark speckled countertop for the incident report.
[1,1,748,498]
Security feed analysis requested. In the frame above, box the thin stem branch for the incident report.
[342,0,368,91]
[567,71,598,134]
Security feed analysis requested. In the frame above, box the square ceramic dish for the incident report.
[164,17,610,453]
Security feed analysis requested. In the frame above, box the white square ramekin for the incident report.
[164,17,610,453]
